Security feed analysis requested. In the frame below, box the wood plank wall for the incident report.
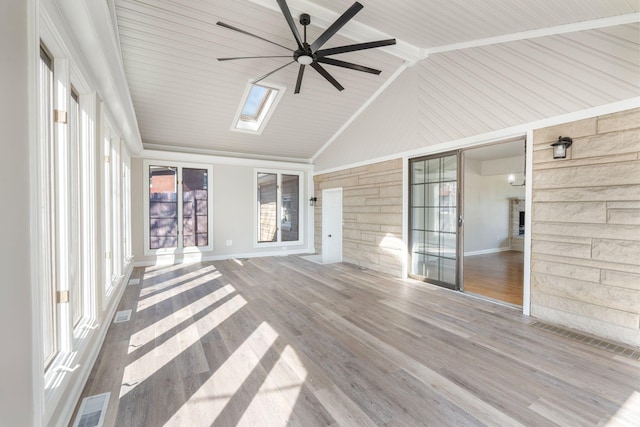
[531,107,640,348]
[314,159,404,277]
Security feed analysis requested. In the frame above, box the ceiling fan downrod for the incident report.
[295,13,313,66]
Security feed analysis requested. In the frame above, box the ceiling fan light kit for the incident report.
[217,1,396,94]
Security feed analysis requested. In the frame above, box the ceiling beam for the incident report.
[248,0,424,63]
[427,13,640,54]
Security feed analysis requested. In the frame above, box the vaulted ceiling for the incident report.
[113,0,640,163]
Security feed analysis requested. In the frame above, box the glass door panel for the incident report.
[257,173,278,243]
[149,166,178,249]
[281,174,299,242]
[409,153,459,289]
[182,168,208,247]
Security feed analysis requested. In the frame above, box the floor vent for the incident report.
[530,321,639,360]
[72,392,110,427]
[128,278,140,286]
[113,309,132,323]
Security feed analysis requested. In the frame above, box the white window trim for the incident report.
[231,80,286,135]
[254,168,304,248]
[38,44,58,372]
[143,159,214,256]
[102,116,114,298]
[122,152,133,263]
[67,76,98,342]
[37,6,135,425]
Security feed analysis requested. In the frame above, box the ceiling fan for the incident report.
[216,0,396,94]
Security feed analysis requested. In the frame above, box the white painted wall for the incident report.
[131,157,314,265]
[464,157,525,254]
[313,25,639,174]
[0,1,34,425]
[314,65,419,171]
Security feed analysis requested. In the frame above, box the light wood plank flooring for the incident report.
[463,251,524,306]
[72,256,640,426]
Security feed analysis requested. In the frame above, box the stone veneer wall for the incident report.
[531,107,640,348]
[314,159,404,277]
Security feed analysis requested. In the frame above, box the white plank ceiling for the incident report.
[114,0,639,162]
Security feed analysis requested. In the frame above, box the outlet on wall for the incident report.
[226,240,232,246]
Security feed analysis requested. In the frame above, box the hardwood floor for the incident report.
[463,251,524,306]
[72,256,639,426]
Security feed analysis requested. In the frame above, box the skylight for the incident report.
[232,82,285,134]
[241,85,271,121]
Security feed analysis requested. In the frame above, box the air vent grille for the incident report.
[72,392,110,427]
[530,321,639,360]
[113,309,132,323]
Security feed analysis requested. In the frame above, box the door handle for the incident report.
[328,234,332,238]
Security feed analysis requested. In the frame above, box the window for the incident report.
[38,46,57,368]
[38,14,134,419]
[111,135,122,282]
[37,43,111,372]
[69,88,82,326]
[122,154,132,261]
[232,82,285,134]
[182,168,209,247]
[241,85,272,121]
[144,161,213,254]
[149,166,178,249]
[255,170,303,246]
[102,124,112,293]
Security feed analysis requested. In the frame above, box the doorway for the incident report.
[322,188,343,264]
[408,139,526,306]
[461,139,526,306]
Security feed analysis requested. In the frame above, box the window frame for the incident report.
[37,8,134,421]
[38,44,58,370]
[231,81,286,135]
[73,88,98,343]
[143,159,214,256]
[253,168,304,248]
[39,38,119,396]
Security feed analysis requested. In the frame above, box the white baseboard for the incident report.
[133,248,315,268]
[464,247,511,257]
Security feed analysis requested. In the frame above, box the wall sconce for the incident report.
[551,136,573,159]
[308,197,317,206]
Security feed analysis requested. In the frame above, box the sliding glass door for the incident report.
[409,152,460,289]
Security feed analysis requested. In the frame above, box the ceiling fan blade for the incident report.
[294,65,305,94]
[276,0,304,50]
[310,2,363,53]
[218,55,292,61]
[217,21,293,52]
[316,39,396,57]
[316,57,381,75]
[310,62,344,91]
[252,61,295,85]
